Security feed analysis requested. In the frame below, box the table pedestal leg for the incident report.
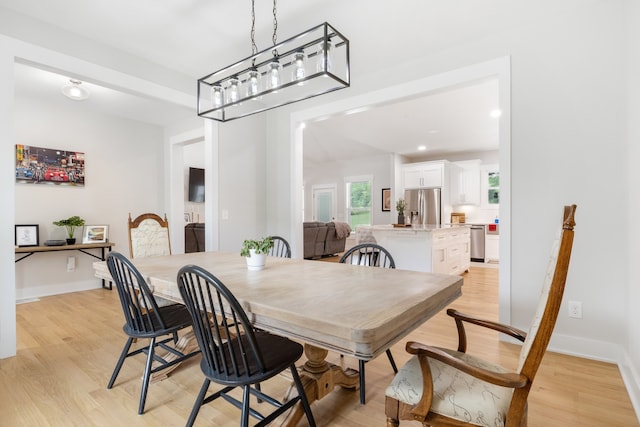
[149,330,199,383]
[281,343,359,427]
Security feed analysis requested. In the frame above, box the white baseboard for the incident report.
[15,280,103,301]
[619,353,640,422]
[547,332,621,363]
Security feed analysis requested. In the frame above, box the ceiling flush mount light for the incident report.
[61,79,90,101]
[197,0,350,122]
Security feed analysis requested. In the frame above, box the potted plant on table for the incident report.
[53,215,85,245]
[396,199,406,225]
[241,236,274,271]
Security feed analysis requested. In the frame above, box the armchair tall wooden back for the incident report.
[128,213,171,259]
[385,204,577,427]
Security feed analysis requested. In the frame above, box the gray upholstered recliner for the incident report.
[303,221,350,259]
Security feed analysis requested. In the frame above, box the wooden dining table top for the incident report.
[94,251,462,360]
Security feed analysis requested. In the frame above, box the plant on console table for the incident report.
[53,215,85,245]
[241,236,274,271]
[396,199,406,225]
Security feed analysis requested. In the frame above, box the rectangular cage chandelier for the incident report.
[197,22,350,122]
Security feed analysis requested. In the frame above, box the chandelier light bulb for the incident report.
[246,68,261,98]
[226,77,240,104]
[317,40,333,73]
[267,60,282,90]
[293,51,306,82]
[211,85,224,108]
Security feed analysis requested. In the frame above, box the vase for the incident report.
[246,249,266,271]
[397,214,405,225]
[66,238,76,245]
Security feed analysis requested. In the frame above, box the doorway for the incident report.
[312,184,337,222]
[291,57,511,324]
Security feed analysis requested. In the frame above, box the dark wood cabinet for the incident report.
[185,223,205,253]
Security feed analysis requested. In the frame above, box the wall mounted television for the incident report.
[188,167,204,202]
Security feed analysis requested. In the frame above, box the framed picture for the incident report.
[82,225,108,244]
[382,188,391,211]
[15,224,39,247]
[15,144,85,186]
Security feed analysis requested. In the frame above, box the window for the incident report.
[487,171,499,204]
[345,176,372,228]
[480,165,499,206]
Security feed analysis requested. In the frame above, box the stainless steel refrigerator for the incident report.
[404,188,442,225]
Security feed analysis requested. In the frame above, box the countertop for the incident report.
[370,224,469,231]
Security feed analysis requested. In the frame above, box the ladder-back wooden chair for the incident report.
[128,212,171,259]
[128,212,173,308]
[385,204,577,427]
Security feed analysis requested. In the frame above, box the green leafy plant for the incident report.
[52,215,85,239]
[396,199,406,215]
[240,236,274,257]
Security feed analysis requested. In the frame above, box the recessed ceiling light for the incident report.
[490,109,502,118]
[427,130,439,134]
[62,79,90,101]
[418,145,427,151]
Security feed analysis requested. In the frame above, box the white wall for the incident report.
[0,37,17,358]
[13,93,165,300]
[304,153,394,225]
[217,114,268,252]
[624,0,640,415]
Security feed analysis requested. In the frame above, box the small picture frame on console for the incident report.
[15,224,39,247]
[82,225,109,244]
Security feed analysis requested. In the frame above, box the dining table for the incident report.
[94,251,462,426]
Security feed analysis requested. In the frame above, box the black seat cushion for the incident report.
[123,303,194,338]
[201,331,303,385]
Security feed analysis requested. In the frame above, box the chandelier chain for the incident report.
[250,0,258,57]
[272,0,278,46]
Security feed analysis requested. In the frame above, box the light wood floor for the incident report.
[1,267,638,426]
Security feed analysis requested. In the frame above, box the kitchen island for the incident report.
[369,224,470,275]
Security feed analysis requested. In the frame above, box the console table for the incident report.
[15,242,115,289]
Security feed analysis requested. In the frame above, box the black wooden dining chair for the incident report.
[106,252,200,415]
[268,235,291,258]
[339,243,399,404]
[177,264,316,427]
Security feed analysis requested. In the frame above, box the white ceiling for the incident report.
[3,0,501,158]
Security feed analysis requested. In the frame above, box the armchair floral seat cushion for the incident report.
[385,348,513,426]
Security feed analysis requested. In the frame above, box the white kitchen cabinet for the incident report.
[370,225,469,275]
[485,234,499,262]
[434,227,470,275]
[402,162,445,189]
[451,160,481,205]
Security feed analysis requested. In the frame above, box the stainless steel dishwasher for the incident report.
[470,224,485,262]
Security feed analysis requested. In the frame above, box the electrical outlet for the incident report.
[568,301,582,319]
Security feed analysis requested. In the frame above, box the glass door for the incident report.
[312,185,336,222]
